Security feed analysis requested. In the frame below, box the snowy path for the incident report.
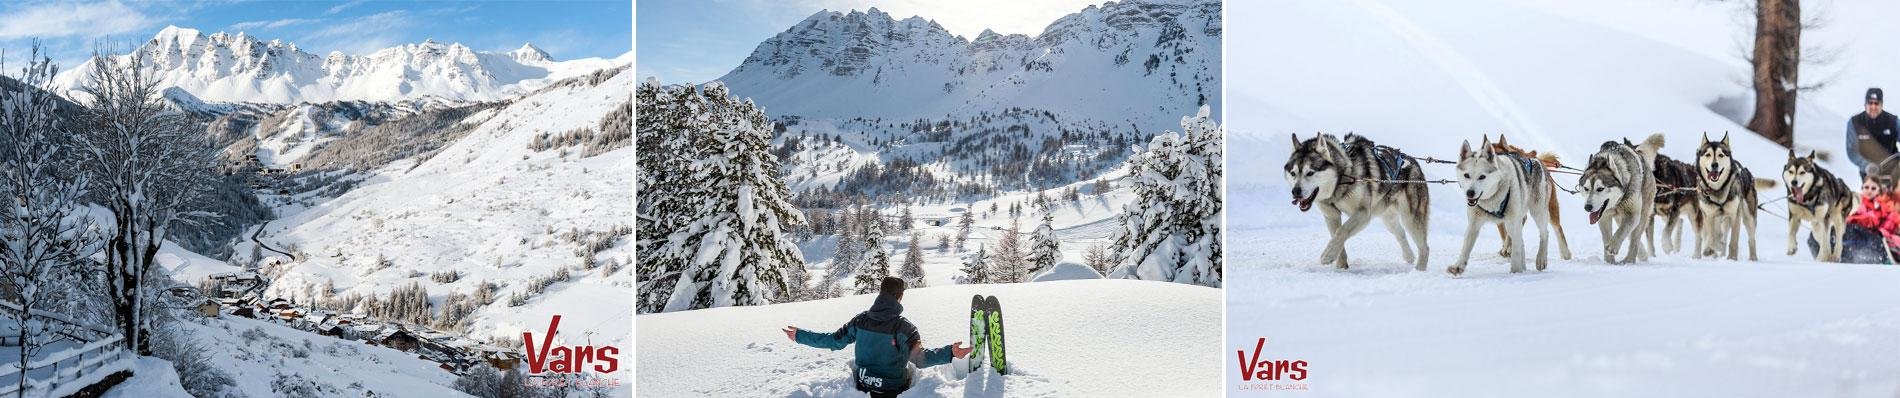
[637,280,1220,397]
[1227,227,1900,397]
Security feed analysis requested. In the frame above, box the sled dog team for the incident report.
[1285,131,1856,275]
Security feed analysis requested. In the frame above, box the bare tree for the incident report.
[1718,0,1837,147]
[0,43,101,397]
[70,47,221,354]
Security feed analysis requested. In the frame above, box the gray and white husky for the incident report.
[1285,133,1431,270]
[1695,132,1777,261]
[1448,135,1556,275]
[1782,150,1856,261]
[1577,133,1665,264]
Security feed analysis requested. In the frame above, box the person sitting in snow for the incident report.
[1816,173,1900,263]
[1847,88,1899,177]
[783,277,973,398]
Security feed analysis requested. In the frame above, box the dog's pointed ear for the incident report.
[1461,140,1471,159]
[1722,131,1730,144]
[1789,149,1797,159]
[1702,132,1709,146]
[1497,134,1509,146]
[1290,133,1301,150]
[1808,151,1818,161]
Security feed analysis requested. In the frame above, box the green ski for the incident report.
[984,295,1007,375]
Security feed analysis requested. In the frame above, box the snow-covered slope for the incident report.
[1228,0,1900,396]
[53,26,627,104]
[249,65,633,349]
[636,279,1220,397]
[718,0,1220,134]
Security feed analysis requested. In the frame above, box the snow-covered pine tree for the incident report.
[992,217,1027,283]
[955,211,974,250]
[0,45,104,386]
[642,81,808,312]
[73,48,223,354]
[898,206,913,231]
[1107,106,1221,287]
[1026,211,1061,277]
[898,232,927,288]
[956,245,992,284]
[852,221,890,294]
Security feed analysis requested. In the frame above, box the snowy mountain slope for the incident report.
[248,65,633,348]
[719,0,1220,135]
[169,316,470,397]
[636,280,1220,397]
[1228,0,1900,395]
[53,26,627,104]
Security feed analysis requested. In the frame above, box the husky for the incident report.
[1577,134,1665,264]
[1285,133,1432,270]
[1782,150,1857,261]
[1648,154,1703,255]
[1694,132,1778,261]
[1449,135,1557,275]
[1486,135,1573,261]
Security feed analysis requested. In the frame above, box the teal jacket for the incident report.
[794,293,954,394]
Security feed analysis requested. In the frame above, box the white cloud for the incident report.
[231,18,320,31]
[324,0,367,16]
[300,10,412,54]
[0,1,156,40]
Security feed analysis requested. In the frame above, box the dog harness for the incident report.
[1477,191,1511,219]
[1372,145,1411,181]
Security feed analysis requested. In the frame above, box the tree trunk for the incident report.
[1746,0,1800,148]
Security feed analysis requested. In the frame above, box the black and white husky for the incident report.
[1448,135,1557,275]
[1695,132,1777,261]
[1782,150,1856,261]
[1577,134,1665,264]
[1285,133,1431,270]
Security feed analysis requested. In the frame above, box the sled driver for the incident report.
[1847,87,1899,177]
[783,277,973,397]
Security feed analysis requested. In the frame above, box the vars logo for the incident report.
[523,315,621,374]
[1235,337,1310,392]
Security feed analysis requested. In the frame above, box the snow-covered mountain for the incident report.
[718,0,1220,133]
[52,26,620,104]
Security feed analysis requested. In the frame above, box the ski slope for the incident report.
[636,280,1220,397]
[1228,0,1900,396]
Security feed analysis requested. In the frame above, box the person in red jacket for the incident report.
[1835,174,1900,263]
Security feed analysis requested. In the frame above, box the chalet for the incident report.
[267,298,292,310]
[378,329,421,352]
[231,307,256,318]
[194,299,220,317]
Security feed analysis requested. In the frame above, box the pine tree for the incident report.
[898,205,914,231]
[852,222,890,295]
[1107,106,1221,287]
[955,211,974,251]
[992,217,1027,283]
[898,232,927,288]
[638,81,808,312]
[957,246,992,284]
[1026,211,1061,277]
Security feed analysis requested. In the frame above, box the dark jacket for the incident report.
[793,293,953,395]
[1849,111,1900,171]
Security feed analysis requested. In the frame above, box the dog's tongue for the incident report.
[1299,200,1312,212]
[1589,210,1602,224]
[1708,170,1721,181]
[1793,189,1804,203]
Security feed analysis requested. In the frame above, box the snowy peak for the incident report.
[716,0,1221,131]
[510,43,553,64]
[52,26,608,104]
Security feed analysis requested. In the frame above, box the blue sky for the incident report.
[637,0,1101,84]
[0,0,630,72]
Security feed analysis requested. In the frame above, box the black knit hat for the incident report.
[1870,88,1885,104]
